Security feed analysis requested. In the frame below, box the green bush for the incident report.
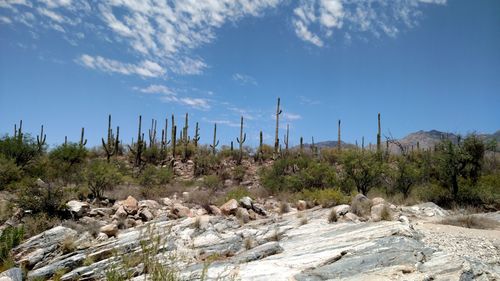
[48,143,87,184]
[0,226,24,269]
[340,150,381,195]
[0,134,41,168]
[194,149,220,176]
[203,174,222,190]
[261,155,337,193]
[16,178,67,215]
[85,159,122,199]
[222,186,250,203]
[0,155,22,189]
[295,189,347,207]
[138,165,173,188]
[232,165,246,183]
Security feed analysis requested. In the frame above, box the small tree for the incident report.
[393,157,421,199]
[85,159,122,199]
[0,134,41,168]
[341,150,381,195]
[48,143,87,184]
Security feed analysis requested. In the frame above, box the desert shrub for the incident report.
[380,205,392,221]
[0,155,22,189]
[85,159,122,199]
[22,213,61,238]
[138,165,173,188]
[414,183,452,207]
[474,174,500,207]
[320,148,342,165]
[391,157,422,199]
[296,189,347,207]
[221,186,250,204]
[255,144,274,162]
[16,179,67,215]
[340,150,381,195]
[0,134,41,168]
[261,155,337,193]
[194,151,220,176]
[351,195,372,217]
[142,146,165,165]
[48,143,87,184]
[0,226,24,269]
[218,146,239,160]
[279,202,290,214]
[232,165,246,183]
[439,215,499,230]
[328,209,337,223]
[203,174,222,190]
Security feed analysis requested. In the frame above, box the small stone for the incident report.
[252,203,268,216]
[138,200,161,210]
[66,200,90,217]
[209,205,222,216]
[333,204,350,216]
[236,207,250,223]
[220,199,239,215]
[173,203,192,218]
[248,209,257,220]
[139,209,154,221]
[120,196,138,215]
[239,196,253,209]
[113,206,127,220]
[296,200,307,211]
[96,232,108,241]
[99,224,118,237]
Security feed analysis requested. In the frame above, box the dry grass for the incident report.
[351,198,372,218]
[439,215,499,230]
[60,236,76,254]
[380,205,393,221]
[244,237,254,250]
[299,216,308,226]
[328,209,338,223]
[279,202,290,214]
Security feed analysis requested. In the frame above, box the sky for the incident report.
[0,0,499,148]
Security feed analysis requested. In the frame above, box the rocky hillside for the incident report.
[2,194,499,281]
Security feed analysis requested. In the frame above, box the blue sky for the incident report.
[1,0,499,148]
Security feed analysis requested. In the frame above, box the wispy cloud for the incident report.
[283,113,302,121]
[233,73,258,86]
[299,95,321,105]
[202,117,240,127]
[134,84,210,110]
[77,54,165,78]
[292,0,447,46]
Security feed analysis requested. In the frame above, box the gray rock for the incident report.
[239,196,253,209]
[234,242,283,263]
[252,203,268,216]
[66,200,90,218]
[99,224,118,237]
[236,208,250,223]
[139,209,154,221]
[333,204,350,216]
[0,267,22,281]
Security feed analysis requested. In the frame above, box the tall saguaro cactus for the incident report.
[377,113,381,153]
[193,122,200,147]
[283,124,289,154]
[209,123,219,155]
[101,114,120,162]
[14,120,23,141]
[149,119,157,148]
[274,97,282,155]
[172,125,177,159]
[160,117,170,152]
[337,119,341,152]
[79,127,87,148]
[300,136,304,154]
[257,130,263,161]
[236,116,246,164]
[128,115,144,167]
[36,125,46,152]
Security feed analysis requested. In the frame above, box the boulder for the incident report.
[220,199,239,215]
[96,232,108,241]
[138,200,161,210]
[296,200,307,211]
[182,192,190,200]
[344,212,361,222]
[371,204,387,222]
[120,196,138,215]
[113,206,128,220]
[66,200,90,217]
[351,194,372,217]
[196,215,210,230]
[173,203,192,218]
[234,242,284,263]
[333,204,351,216]
[239,196,253,209]
[371,197,386,206]
[248,209,257,220]
[99,224,118,237]
[139,209,154,221]
[208,205,222,216]
[0,268,22,281]
[252,203,268,216]
[236,207,250,223]
[161,197,173,206]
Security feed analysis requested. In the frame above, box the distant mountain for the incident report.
[297,130,499,152]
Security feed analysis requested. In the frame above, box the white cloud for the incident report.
[0,15,11,23]
[292,0,447,46]
[233,73,258,85]
[283,113,302,121]
[77,54,165,78]
[134,84,211,110]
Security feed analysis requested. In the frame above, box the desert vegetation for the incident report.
[0,99,499,277]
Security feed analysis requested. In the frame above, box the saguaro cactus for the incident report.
[300,136,304,154]
[377,113,381,153]
[283,124,289,154]
[236,116,246,164]
[274,97,282,155]
[14,120,23,141]
[160,117,170,152]
[102,114,120,162]
[209,123,219,155]
[193,122,200,147]
[257,130,263,161]
[172,125,177,159]
[149,119,157,148]
[128,115,144,167]
[336,119,341,152]
[79,127,87,148]
[36,125,46,152]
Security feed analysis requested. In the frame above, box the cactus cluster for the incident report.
[101,114,120,162]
